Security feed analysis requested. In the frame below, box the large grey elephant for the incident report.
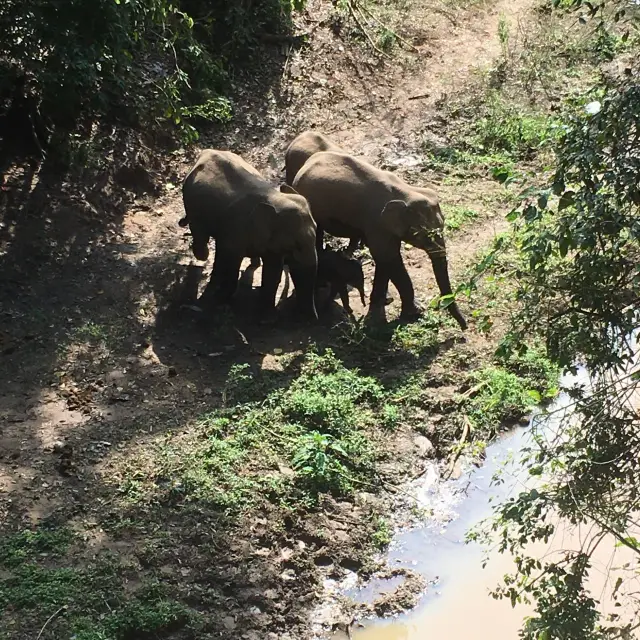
[284,130,344,186]
[285,130,361,255]
[180,149,318,320]
[291,152,467,329]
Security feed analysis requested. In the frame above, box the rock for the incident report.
[414,435,435,458]
[222,616,236,631]
[52,440,66,454]
[167,366,177,377]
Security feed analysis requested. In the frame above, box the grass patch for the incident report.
[391,311,445,357]
[471,93,558,159]
[0,527,74,568]
[114,349,394,509]
[0,529,196,640]
[370,516,393,550]
[444,205,480,231]
[465,366,541,435]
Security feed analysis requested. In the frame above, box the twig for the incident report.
[346,0,391,59]
[408,93,430,101]
[459,381,488,399]
[354,0,420,52]
[36,605,67,640]
[443,415,472,481]
[281,42,293,82]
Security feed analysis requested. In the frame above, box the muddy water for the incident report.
[350,366,640,639]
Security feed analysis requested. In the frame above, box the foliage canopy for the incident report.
[0,0,305,140]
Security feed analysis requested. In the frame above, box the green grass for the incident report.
[444,205,480,231]
[0,530,196,640]
[391,310,446,356]
[370,516,393,549]
[471,93,558,159]
[461,346,559,438]
[0,527,74,568]
[113,349,391,508]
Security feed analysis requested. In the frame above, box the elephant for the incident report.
[180,149,318,320]
[247,248,366,315]
[285,130,344,186]
[285,130,361,254]
[316,248,366,315]
[291,152,467,329]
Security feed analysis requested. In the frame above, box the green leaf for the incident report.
[526,389,541,403]
[537,192,549,210]
[506,208,519,222]
[557,191,575,211]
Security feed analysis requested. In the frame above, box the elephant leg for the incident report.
[259,253,284,317]
[388,256,421,320]
[347,237,361,255]
[370,260,392,309]
[288,261,319,320]
[214,251,243,304]
[430,254,467,330]
[200,248,222,303]
[337,284,353,315]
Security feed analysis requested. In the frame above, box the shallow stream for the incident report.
[340,366,640,639]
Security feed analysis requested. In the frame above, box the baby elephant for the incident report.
[317,248,366,315]
[248,249,366,315]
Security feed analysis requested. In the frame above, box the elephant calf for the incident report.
[292,151,467,329]
[317,248,366,315]
[180,149,318,320]
[248,249,366,315]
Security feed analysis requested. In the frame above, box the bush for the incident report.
[0,0,306,141]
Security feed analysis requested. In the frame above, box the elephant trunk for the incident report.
[429,254,467,330]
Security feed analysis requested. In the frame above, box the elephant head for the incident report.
[381,195,467,330]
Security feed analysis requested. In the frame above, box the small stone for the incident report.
[52,441,66,453]
[168,366,177,377]
[222,616,236,631]
[414,435,435,458]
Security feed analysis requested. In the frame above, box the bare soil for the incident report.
[0,0,536,638]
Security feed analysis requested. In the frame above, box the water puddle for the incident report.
[346,365,640,639]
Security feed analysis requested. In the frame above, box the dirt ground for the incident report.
[0,0,538,638]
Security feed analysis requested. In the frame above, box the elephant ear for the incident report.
[380,200,412,237]
[279,184,300,195]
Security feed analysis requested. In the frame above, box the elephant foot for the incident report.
[447,304,468,331]
[399,303,424,323]
[365,303,387,325]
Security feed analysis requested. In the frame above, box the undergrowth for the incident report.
[0,532,197,640]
